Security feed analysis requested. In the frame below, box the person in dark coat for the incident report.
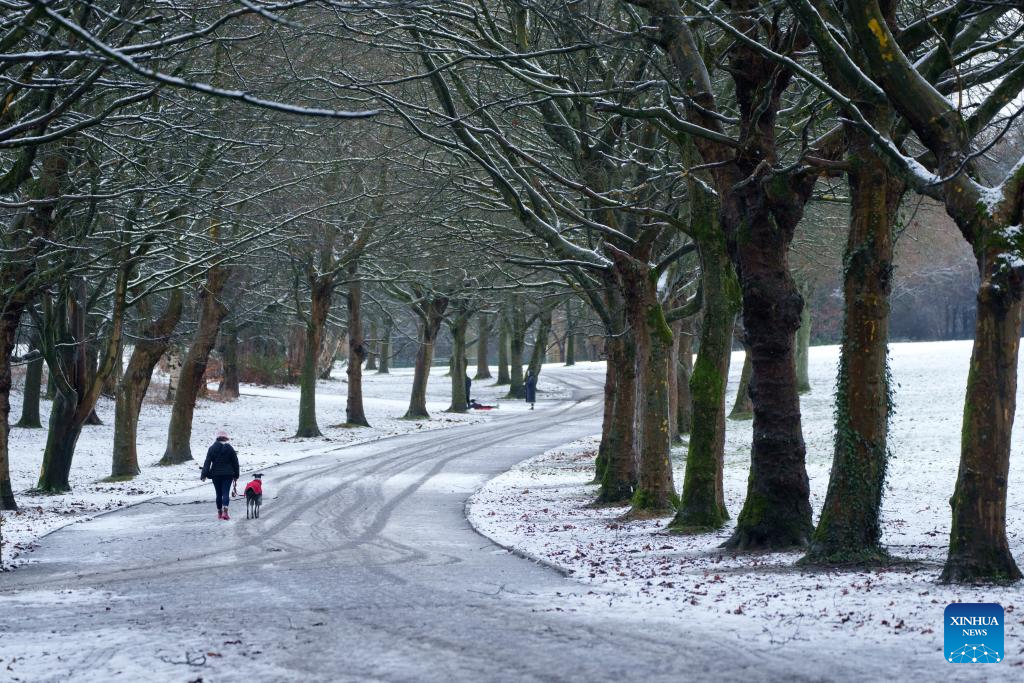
[525,370,537,410]
[201,429,240,520]
[464,372,472,410]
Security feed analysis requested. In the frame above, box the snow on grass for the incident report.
[468,340,1024,675]
[1,361,568,569]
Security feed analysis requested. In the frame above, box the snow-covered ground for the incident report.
[1,361,563,568]
[468,341,1024,674]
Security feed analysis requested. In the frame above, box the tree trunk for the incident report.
[496,317,511,385]
[83,342,103,426]
[111,289,184,479]
[564,301,576,366]
[16,325,43,429]
[218,318,240,399]
[729,347,753,420]
[526,307,553,381]
[39,267,129,491]
[722,207,813,551]
[377,323,391,374]
[474,314,492,379]
[668,324,680,444]
[940,249,1024,583]
[795,285,812,394]
[508,316,526,398]
[404,298,448,419]
[595,331,637,504]
[448,315,469,412]
[0,311,22,509]
[365,322,378,371]
[803,142,901,566]
[345,273,370,427]
[611,251,676,518]
[161,266,230,464]
[671,212,740,532]
[676,318,695,436]
[296,278,332,438]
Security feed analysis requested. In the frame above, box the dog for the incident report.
[243,474,263,519]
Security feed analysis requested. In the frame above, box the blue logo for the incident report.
[945,603,1004,663]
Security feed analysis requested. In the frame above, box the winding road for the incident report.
[1,369,885,682]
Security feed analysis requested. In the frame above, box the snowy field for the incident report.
[1,362,562,568]
[468,341,1024,676]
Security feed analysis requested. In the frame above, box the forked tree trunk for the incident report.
[377,323,391,374]
[345,273,370,427]
[448,315,469,412]
[218,318,240,399]
[16,326,43,429]
[0,310,23,509]
[729,347,753,419]
[496,317,511,385]
[672,210,740,532]
[111,289,184,479]
[474,314,492,379]
[611,250,676,518]
[161,266,230,464]
[296,278,332,438]
[941,248,1024,583]
[39,268,129,492]
[527,307,553,381]
[804,142,901,566]
[404,298,448,419]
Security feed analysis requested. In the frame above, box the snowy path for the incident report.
[0,367,976,682]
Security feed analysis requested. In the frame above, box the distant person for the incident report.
[525,370,537,410]
[465,372,472,409]
[201,430,239,520]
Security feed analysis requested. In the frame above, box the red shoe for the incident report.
[217,509,224,520]
[222,510,230,520]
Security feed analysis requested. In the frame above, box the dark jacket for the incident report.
[525,374,537,403]
[202,440,239,479]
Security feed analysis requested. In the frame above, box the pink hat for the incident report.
[216,430,229,441]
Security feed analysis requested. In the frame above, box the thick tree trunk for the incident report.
[804,145,900,566]
[111,289,184,479]
[404,298,448,420]
[345,274,370,427]
[218,318,240,399]
[40,268,129,491]
[729,347,753,420]
[672,217,740,532]
[377,323,391,374]
[365,322,378,371]
[296,279,332,438]
[16,326,43,429]
[474,314,492,379]
[723,209,813,551]
[0,311,23,509]
[941,250,1024,583]
[611,252,676,518]
[496,317,511,385]
[595,331,637,504]
[448,315,469,412]
[161,266,230,464]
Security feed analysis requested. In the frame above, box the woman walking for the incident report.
[201,430,239,520]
